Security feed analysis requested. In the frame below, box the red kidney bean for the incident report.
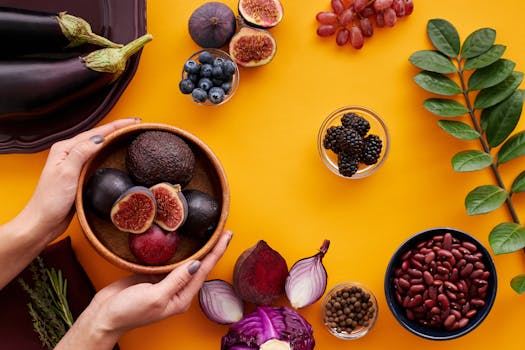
[437,266,449,275]
[428,286,438,300]
[438,249,453,259]
[459,318,469,328]
[451,309,462,320]
[451,248,462,259]
[465,254,479,263]
[398,277,410,289]
[444,314,456,329]
[430,306,440,315]
[462,241,478,252]
[456,258,467,269]
[450,268,459,282]
[395,291,403,304]
[401,250,413,261]
[465,309,477,318]
[410,284,426,294]
[474,279,488,288]
[470,298,485,307]
[458,247,470,255]
[478,284,488,295]
[408,268,423,278]
[433,235,444,242]
[444,281,458,291]
[474,261,485,270]
[406,309,415,320]
[411,258,424,270]
[424,299,435,308]
[446,290,457,301]
[413,253,425,262]
[470,269,484,279]
[410,278,423,285]
[460,263,474,277]
[401,260,409,271]
[443,233,453,250]
[442,261,452,270]
[407,295,423,308]
[423,271,434,285]
[432,280,443,286]
[424,251,436,264]
[437,293,450,310]
[481,271,490,280]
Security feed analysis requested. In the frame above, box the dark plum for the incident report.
[179,190,220,239]
[84,168,134,218]
[129,224,179,265]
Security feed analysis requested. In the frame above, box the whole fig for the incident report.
[188,2,236,48]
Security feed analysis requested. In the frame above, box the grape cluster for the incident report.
[316,0,414,49]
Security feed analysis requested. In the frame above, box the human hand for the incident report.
[23,118,140,240]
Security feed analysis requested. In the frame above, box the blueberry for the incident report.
[208,87,225,104]
[198,51,214,64]
[213,57,225,67]
[187,73,199,83]
[191,88,208,103]
[179,79,195,94]
[212,65,224,79]
[197,78,213,91]
[200,64,213,78]
[222,60,236,77]
[212,78,224,86]
[183,59,200,74]
[221,82,232,94]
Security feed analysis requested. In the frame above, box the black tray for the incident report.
[0,0,147,153]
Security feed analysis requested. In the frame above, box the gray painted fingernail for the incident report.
[188,261,201,275]
[90,135,104,144]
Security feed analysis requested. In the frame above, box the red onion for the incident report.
[199,279,244,324]
[285,240,330,309]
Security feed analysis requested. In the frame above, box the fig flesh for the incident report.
[84,168,134,218]
[233,240,288,305]
[188,2,237,48]
[150,183,188,231]
[238,0,284,28]
[179,189,220,240]
[129,224,179,265]
[229,26,276,67]
[110,186,156,234]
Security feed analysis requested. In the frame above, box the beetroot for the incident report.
[233,240,288,305]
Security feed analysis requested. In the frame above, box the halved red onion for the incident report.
[285,240,330,309]
[199,279,244,324]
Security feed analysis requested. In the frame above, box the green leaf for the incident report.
[489,222,525,254]
[511,274,525,294]
[468,59,516,91]
[464,45,506,70]
[486,90,524,147]
[423,98,468,117]
[409,50,457,74]
[437,120,480,140]
[498,130,525,164]
[475,71,524,109]
[413,71,462,95]
[511,171,525,194]
[452,150,492,172]
[461,28,496,58]
[427,19,460,58]
[465,185,507,215]
[480,110,489,131]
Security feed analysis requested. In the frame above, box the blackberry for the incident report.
[361,134,382,165]
[338,151,359,177]
[323,126,345,153]
[336,127,364,156]
[341,113,370,136]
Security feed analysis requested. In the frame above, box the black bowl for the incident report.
[384,227,497,340]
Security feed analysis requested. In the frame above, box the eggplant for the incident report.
[0,6,121,57]
[0,34,152,121]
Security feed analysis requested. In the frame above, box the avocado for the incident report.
[126,131,195,187]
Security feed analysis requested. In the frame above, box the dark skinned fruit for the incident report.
[188,2,236,48]
[129,224,179,265]
[178,189,220,239]
[110,186,156,234]
[229,26,276,67]
[238,0,284,28]
[84,168,134,218]
[150,183,188,231]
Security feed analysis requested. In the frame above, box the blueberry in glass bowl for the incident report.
[179,48,239,106]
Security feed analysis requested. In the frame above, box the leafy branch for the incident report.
[18,257,74,349]
[409,18,525,293]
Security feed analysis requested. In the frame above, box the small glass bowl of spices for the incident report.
[322,281,378,339]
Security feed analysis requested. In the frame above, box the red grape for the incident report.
[339,8,354,26]
[317,24,338,37]
[331,0,345,14]
[316,11,339,25]
[404,0,414,15]
[353,0,368,12]
[384,7,397,27]
[361,6,376,17]
[373,0,393,11]
[341,0,355,8]
[375,11,385,27]
[349,25,364,49]
[392,0,406,16]
[360,17,374,37]
[336,28,350,45]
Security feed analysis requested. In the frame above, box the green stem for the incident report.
[455,57,521,225]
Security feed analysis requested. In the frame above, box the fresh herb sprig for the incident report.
[409,18,525,294]
[18,257,74,349]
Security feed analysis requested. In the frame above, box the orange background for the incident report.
[1,0,525,349]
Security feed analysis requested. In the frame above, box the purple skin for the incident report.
[129,224,179,265]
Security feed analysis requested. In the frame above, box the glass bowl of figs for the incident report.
[322,281,378,340]
[179,48,239,106]
[318,106,389,179]
[75,123,230,274]
[384,227,497,340]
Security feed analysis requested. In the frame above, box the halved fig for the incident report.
[229,26,276,67]
[150,183,188,231]
[238,0,284,28]
[110,186,156,234]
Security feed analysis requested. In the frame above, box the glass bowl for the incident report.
[180,48,239,106]
[318,106,389,179]
[322,281,378,340]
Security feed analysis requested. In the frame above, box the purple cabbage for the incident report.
[221,306,315,350]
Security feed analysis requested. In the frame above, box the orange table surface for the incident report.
[1,1,525,349]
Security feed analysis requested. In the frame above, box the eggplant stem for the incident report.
[119,34,153,60]
[58,12,122,48]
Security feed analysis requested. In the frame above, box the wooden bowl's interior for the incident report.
[76,124,228,274]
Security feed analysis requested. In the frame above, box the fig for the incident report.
[233,240,288,305]
[127,131,195,187]
[229,26,277,67]
[84,168,134,218]
[150,183,188,231]
[110,186,156,234]
[179,189,220,240]
[238,0,284,28]
[188,2,237,48]
[129,224,179,265]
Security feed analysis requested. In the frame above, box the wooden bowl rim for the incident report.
[75,122,230,274]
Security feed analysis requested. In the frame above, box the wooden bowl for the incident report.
[75,123,230,274]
